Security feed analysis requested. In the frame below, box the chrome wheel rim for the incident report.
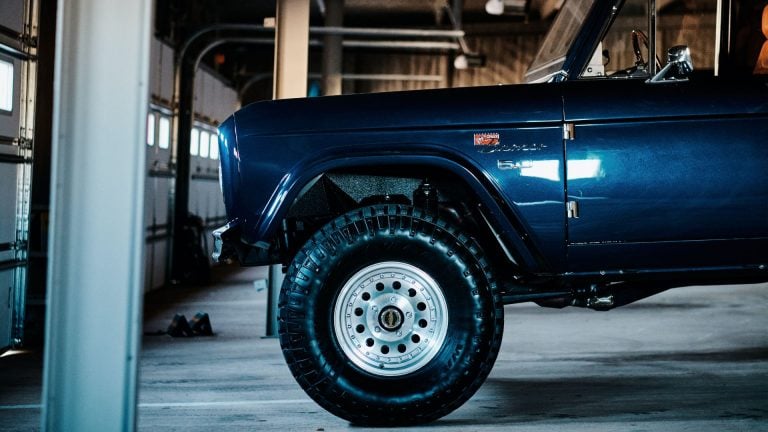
[333,261,449,377]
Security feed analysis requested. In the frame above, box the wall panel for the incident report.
[0,0,24,33]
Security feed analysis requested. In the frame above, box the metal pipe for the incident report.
[339,73,443,81]
[203,37,460,50]
[342,40,459,50]
[648,0,657,77]
[311,26,464,38]
[178,25,464,66]
[239,72,445,98]
[322,0,344,96]
[444,1,471,53]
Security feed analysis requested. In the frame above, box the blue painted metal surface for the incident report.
[216,0,768,281]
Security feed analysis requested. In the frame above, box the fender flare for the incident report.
[245,152,549,273]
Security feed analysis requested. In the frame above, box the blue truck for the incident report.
[213,0,768,424]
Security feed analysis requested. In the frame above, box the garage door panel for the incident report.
[144,243,154,293]
[0,163,18,244]
[153,177,170,225]
[159,43,174,102]
[152,240,167,289]
[0,0,24,34]
[0,269,13,349]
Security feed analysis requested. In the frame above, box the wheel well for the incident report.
[277,165,525,279]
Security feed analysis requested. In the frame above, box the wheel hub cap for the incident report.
[333,261,449,377]
[378,306,404,331]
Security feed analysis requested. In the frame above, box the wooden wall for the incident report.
[349,12,715,94]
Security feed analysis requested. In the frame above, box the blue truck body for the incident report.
[218,77,768,280]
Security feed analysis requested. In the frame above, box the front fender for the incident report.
[243,151,546,272]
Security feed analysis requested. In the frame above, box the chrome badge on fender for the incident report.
[473,132,500,146]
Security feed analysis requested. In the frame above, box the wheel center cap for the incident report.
[378,306,404,331]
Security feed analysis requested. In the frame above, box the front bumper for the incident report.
[212,220,278,266]
[212,221,240,263]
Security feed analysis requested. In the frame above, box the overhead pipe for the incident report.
[322,0,344,96]
[195,37,460,50]
[239,71,445,98]
[178,24,464,65]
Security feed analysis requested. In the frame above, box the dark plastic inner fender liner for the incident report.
[242,152,550,273]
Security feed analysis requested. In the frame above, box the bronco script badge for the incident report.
[473,132,500,146]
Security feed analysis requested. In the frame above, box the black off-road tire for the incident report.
[278,205,503,425]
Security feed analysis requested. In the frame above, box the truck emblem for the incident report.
[474,132,500,146]
[477,143,548,154]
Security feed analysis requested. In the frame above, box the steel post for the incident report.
[41,0,150,430]
[322,0,344,95]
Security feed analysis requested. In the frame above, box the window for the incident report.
[190,128,199,156]
[578,0,717,79]
[526,0,597,82]
[0,58,13,113]
[158,116,170,149]
[587,0,649,78]
[146,113,155,146]
[199,130,210,158]
[209,132,219,160]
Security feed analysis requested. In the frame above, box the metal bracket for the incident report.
[563,123,575,140]
[567,200,580,219]
[17,137,33,150]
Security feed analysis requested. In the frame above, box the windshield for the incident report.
[525,0,597,82]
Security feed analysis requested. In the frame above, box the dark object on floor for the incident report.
[189,312,214,336]
[166,313,193,337]
[177,213,211,284]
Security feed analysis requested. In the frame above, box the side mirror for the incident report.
[668,45,694,76]
[650,45,694,82]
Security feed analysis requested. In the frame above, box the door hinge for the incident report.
[563,123,575,140]
[567,200,580,218]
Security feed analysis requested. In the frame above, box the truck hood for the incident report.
[233,83,563,138]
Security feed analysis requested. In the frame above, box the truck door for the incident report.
[562,78,768,272]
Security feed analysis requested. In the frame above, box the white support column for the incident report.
[273,0,310,99]
[41,0,151,430]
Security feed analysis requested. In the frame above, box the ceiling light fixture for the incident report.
[485,0,528,16]
[485,0,505,15]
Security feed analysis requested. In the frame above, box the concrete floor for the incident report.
[1,265,767,431]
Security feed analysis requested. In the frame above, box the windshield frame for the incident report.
[525,0,627,83]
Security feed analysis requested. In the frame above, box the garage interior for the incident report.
[0,0,766,430]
